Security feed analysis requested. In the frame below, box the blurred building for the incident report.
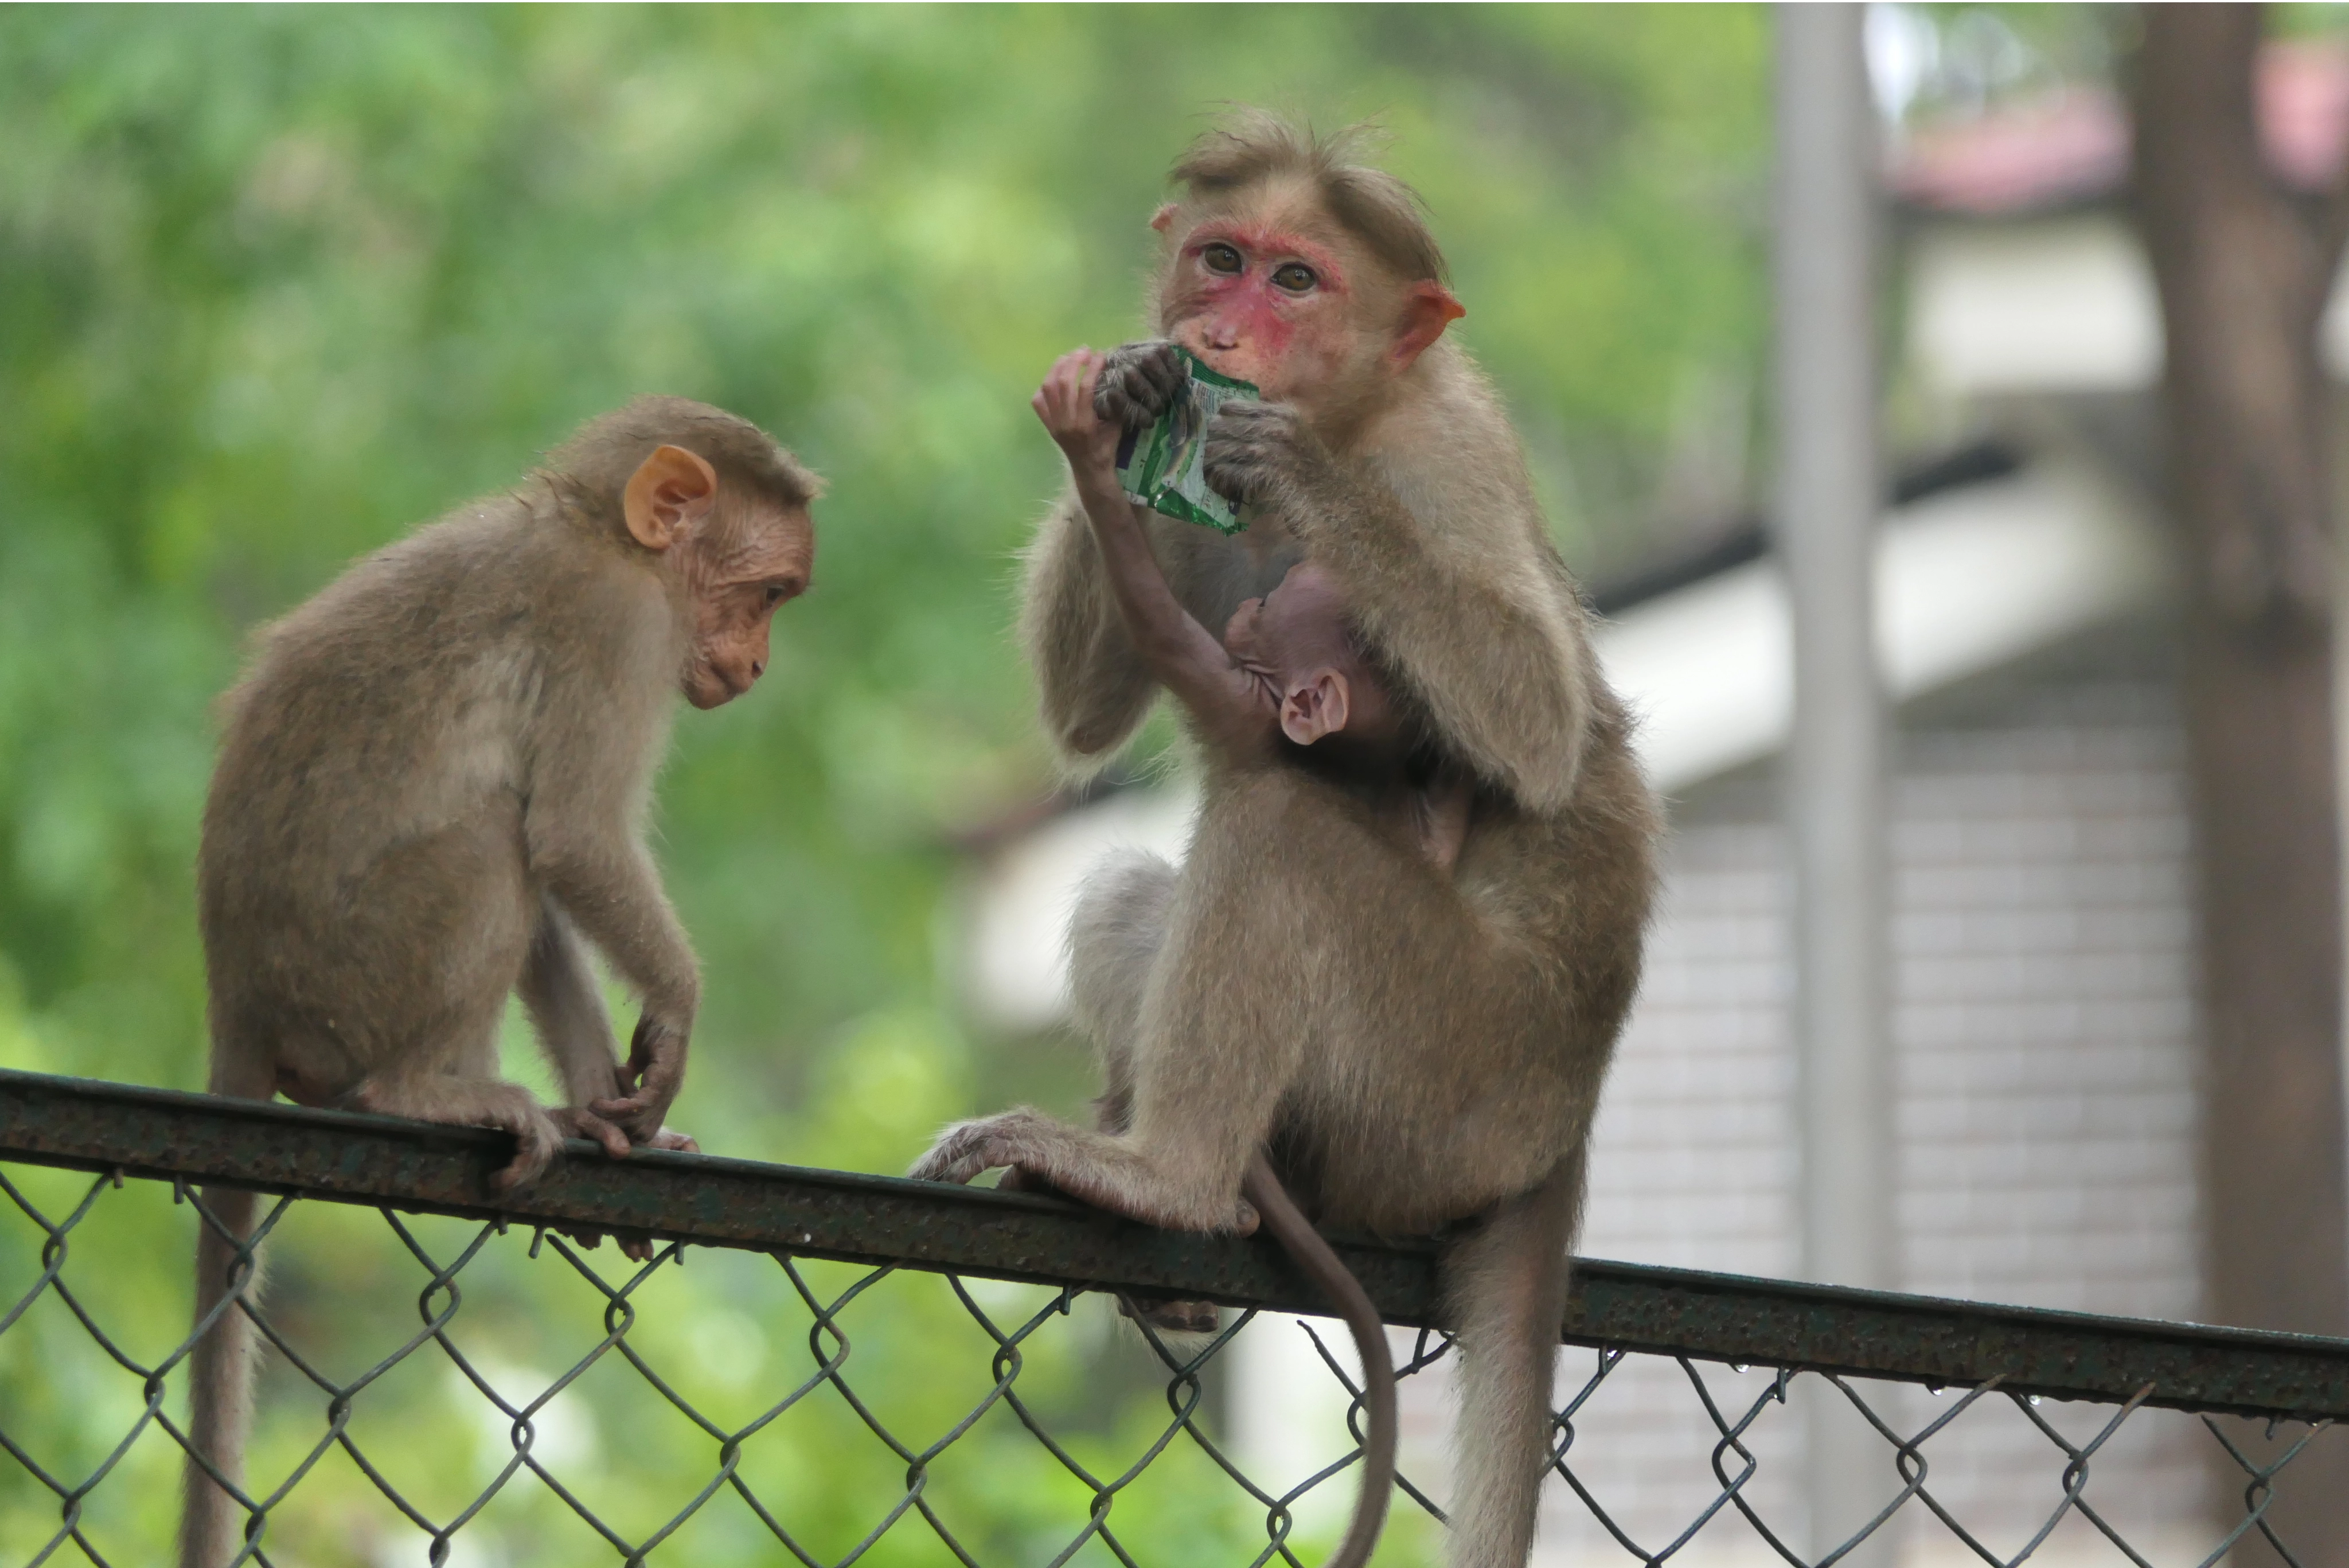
[948,45,2349,1563]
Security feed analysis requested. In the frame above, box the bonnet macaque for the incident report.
[921,115,1659,1568]
[182,396,818,1568]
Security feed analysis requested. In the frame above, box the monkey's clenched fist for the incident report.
[1203,399,1316,508]
[1092,338,1187,430]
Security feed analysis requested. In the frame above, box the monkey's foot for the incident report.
[489,1125,563,1193]
[909,1110,1053,1186]
[334,1078,563,1194]
[911,1113,1262,1235]
[1118,1294,1222,1337]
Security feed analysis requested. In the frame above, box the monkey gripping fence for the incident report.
[0,1071,2345,1567]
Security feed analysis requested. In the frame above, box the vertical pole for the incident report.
[1774,6,1895,1564]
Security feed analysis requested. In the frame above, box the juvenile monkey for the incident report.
[916,116,1658,1568]
[184,396,818,1568]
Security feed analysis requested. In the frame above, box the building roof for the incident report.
[1891,39,2349,216]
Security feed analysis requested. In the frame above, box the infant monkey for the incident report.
[1039,349,1473,872]
[1215,561,1473,868]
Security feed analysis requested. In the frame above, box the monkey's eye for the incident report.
[764,580,799,606]
[1271,262,1317,294]
[1201,243,1243,275]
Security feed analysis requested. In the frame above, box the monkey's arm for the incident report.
[1021,490,1161,760]
[521,728,701,1144]
[514,899,688,1258]
[1032,344,1269,759]
[520,899,694,1153]
[1068,469,1270,759]
[1205,403,1594,814]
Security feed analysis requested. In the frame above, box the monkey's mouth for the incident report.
[684,664,742,709]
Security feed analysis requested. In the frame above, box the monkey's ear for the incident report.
[1149,202,1179,234]
[1280,672,1351,746]
[622,444,720,552]
[1391,281,1468,370]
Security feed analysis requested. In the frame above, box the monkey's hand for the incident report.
[1202,400,1318,510]
[590,1011,690,1144]
[1035,349,1122,483]
[553,1106,699,1161]
[554,1105,634,1160]
[1094,339,1185,430]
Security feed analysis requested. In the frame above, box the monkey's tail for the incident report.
[1241,1153,1395,1568]
[1437,1158,1581,1568]
[180,1183,263,1568]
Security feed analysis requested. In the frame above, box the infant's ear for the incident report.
[1280,671,1351,746]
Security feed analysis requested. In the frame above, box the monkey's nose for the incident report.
[750,659,765,679]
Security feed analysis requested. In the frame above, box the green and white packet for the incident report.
[1114,348,1258,535]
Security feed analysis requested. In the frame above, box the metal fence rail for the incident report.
[0,1067,2343,1567]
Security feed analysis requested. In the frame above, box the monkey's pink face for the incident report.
[1161,219,1359,402]
[679,506,814,709]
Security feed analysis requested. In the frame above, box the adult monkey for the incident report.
[919,116,1658,1567]
[185,397,817,1568]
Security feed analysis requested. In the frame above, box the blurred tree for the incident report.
[0,1,1770,1118]
[0,6,1770,1555]
[2133,6,2349,1562]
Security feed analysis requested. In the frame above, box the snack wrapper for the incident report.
[1114,348,1258,535]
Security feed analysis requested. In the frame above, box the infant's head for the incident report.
[1223,562,1403,751]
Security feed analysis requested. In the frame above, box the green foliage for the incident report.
[0,5,1766,1557]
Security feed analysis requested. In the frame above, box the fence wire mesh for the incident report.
[1,1071,2345,1568]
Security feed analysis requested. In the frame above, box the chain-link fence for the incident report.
[2,1067,2345,1568]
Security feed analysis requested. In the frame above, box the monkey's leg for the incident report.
[1061,849,1222,1335]
[1066,846,1179,1132]
[916,846,1312,1232]
[998,845,1172,1194]
[1438,1154,1582,1568]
